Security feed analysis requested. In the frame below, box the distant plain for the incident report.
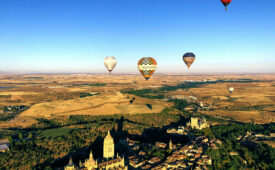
[0,74,274,129]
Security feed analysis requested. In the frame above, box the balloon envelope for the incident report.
[221,0,232,10]
[104,56,117,73]
[183,53,195,69]
[138,57,157,80]
[228,87,234,93]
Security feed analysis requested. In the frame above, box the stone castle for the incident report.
[187,117,209,130]
[64,131,127,170]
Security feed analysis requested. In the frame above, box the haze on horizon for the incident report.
[0,0,275,74]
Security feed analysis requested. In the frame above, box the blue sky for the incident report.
[0,0,274,74]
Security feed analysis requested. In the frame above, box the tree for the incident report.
[258,162,268,170]
[44,165,53,170]
[28,132,33,139]
[19,133,23,141]
[8,136,13,144]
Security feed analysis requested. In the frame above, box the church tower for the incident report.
[169,138,173,150]
[84,151,97,170]
[64,156,76,170]
[103,130,115,159]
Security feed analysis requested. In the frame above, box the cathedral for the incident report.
[64,157,76,170]
[64,131,128,170]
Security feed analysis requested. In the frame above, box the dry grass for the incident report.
[0,73,274,128]
[261,141,275,148]
[0,116,38,128]
[167,81,275,123]
[20,92,171,118]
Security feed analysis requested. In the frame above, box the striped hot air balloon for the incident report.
[221,0,232,11]
[183,53,195,69]
[138,57,157,81]
[104,56,117,74]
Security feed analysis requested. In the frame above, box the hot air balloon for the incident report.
[138,57,157,81]
[228,87,234,93]
[104,56,117,74]
[183,53,195,69]
[221,0,232,11]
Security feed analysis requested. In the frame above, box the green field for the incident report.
[39,127,74,138]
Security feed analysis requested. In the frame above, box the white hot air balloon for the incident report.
[104,56,117,74]
[228,87,234,93]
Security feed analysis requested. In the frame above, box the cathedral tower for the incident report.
[103,130,115,159]
[84,151,97,170]
[64,156,76,170]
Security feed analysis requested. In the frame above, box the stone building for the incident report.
[103,131,115,159]
[64,157,76,170]
[0,143,9,153]
[169,139,173,150]
[84,152,98,170]
[187,117,209,130]
[0,139,10,153]
[82,130,128,170]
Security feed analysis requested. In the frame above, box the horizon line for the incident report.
[0,72,275,75]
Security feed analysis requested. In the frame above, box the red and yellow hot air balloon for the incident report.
[221,0,232,11]
[138,57,157,81]
[183,53,195,69]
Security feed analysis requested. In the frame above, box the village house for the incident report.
[0,139,10,153]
